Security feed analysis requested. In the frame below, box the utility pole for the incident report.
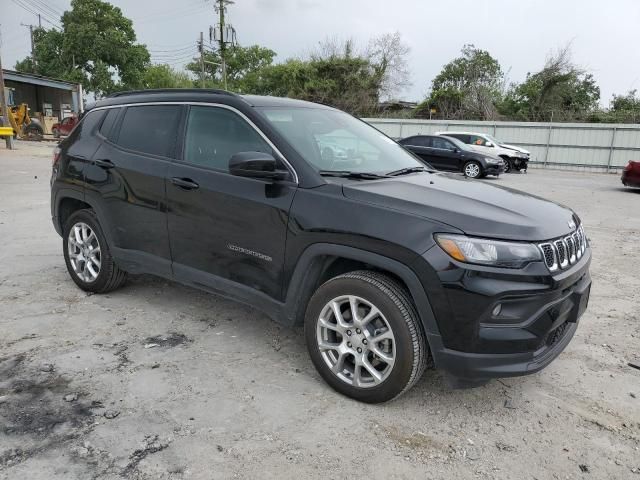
[21,23,36,67]
[0,40,15,150]
[213,0,236,91]
[198,32,205,88]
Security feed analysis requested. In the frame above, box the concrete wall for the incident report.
[363,118,640,172]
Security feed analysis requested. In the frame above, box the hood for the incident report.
[342,173,576,241]
[501,143,530,155]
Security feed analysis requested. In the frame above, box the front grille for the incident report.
[539,225,587,272]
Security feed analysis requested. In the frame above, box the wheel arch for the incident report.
[283,244,442,344]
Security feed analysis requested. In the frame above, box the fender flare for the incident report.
[282,243,444,350]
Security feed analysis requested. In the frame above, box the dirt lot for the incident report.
[1,141,639,480]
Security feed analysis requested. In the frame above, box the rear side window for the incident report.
[116,105,182,157]
[99,108,120,140]
[183,106,273,171]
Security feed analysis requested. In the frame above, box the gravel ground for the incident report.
[1,141,639,480]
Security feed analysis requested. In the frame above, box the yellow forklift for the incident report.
[1,87,44,141]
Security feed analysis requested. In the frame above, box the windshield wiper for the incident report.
[386,166,429,176]
[319,170,390,180]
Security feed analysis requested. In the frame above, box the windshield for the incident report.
[258,107,424,173]
[484,134,503,145]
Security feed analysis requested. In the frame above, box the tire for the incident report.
[463,161,482,179]
[52,128,60,139]
[23,123,44,141]
[304,270,428,403]
[502,158,512,173]
[62,209,127,293]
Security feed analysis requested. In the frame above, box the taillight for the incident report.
[53,146,61,166]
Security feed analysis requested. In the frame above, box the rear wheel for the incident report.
[463,161,482,179]
[63,209,127,293]
[305,271,428,403]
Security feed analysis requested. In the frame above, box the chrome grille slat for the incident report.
[538,225,588,272]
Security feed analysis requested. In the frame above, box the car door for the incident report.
[430,137,461,171]
[166,104,297,301]
[85,104,183,277]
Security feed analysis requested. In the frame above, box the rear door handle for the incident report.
[171,177,199,190]
[94,158,115,169]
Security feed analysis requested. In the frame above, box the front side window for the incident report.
[258,107,423,174]
[183,106,273,171]
[432,137,454,150]
[116,105,181,157]
[469,135,488,146]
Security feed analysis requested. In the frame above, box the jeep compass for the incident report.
[51,89,591,403]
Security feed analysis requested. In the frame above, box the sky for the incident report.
[1,0,639,106]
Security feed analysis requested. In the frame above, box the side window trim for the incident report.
[91,102,298,184]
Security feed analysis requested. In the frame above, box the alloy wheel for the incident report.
[316,295,396,388]
[67,222,101,283]
[465,162,480,178]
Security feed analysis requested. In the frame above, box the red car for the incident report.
[51,116,78,138]
[622,160,640,188]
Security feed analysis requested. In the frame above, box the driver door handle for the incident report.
[171,177,200,190]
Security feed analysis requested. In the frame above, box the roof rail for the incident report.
[106,88,236,98]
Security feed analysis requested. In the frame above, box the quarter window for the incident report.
[99,108,120,140]
[116,105,182,157]
[183,106,273,171]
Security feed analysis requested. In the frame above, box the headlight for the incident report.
[485,157,501,164]
[435,234,542,268]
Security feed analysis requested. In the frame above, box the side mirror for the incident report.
[485,142,494,147]
[452,147,460,153]
[229,152,288,181]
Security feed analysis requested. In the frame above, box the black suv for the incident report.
[51,90,591,403]
[398,134,504,178]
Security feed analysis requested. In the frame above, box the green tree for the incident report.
[498,46,600,122]
[418,45,504,120]
[15,0,150,96]
[186,44,276,91]
[142,64,193,89]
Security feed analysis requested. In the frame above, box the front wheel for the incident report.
[502,158,512,173]
[52,128,60,139]
[305,271,428,403]
[63,209,127,293]
[463,161,482,179]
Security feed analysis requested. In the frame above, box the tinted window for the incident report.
[99,108,120,140]
[116,105,181,157]
[403,136,431,147]
[184,106,272,171]
[432,137,455,150]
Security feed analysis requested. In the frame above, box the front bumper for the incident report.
[485,163,505,175]
[420,244,591,383]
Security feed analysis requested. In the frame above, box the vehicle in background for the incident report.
[52,116,79,138]
[622,160,640,188]
[398,134,504,178]
[436,131,530,173]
